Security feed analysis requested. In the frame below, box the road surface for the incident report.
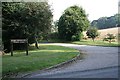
[25,43,119,78]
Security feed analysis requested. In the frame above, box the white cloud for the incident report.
[48,0,118,22]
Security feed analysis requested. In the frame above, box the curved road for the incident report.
[25,43,119,78]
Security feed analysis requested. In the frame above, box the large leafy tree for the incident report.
[2,2,53,52]
[2,2,27,52]
[58,5,90,41]
[22,2,53,48]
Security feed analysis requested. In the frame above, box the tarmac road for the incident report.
[25,43,119,78]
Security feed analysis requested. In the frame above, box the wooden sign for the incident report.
[11,39,28,43]
[10,39,28,56]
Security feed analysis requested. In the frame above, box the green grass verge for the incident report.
[2,45,79,77]
[72,39,120,47]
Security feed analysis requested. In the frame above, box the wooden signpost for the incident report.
[10,39,28,56]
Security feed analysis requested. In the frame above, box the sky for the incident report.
[48,0,118,22]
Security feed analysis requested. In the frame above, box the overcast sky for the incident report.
[48,0,118,22]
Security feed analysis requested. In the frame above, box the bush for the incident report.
[107,33,116,43]
[71,33,84,41]
[103,33,116,43]
[71,35,77,41]
[79,33,84,41]
[103,38,109,41]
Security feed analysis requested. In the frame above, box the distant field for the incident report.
[83,27,120,40]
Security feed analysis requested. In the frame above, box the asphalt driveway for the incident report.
[24,43,119,78]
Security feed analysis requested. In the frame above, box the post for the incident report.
[26,41,28,56]
[11,42,13,56]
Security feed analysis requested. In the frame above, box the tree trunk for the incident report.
[35,27,39,49]
[109,39,111,43]
[92,38,94,42]
[35,36,39,49]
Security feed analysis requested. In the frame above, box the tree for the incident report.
[2,2,53,52]
[23,2,53,48]
[58,5,90,41]
[106,33,116,43]
[86,27,99,42]
[2,2,28,52]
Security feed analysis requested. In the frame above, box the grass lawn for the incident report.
[2,44,79,77]
[72,39,120,47]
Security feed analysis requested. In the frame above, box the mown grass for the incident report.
[72,39,120,47]
[2,44,79,77]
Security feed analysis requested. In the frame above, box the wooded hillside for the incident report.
[91,14,120,29]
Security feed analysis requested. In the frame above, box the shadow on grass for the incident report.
[2,51,79,78]
[2,45,79,78]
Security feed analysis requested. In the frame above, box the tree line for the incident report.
[2,2,53,52]
[91,14,120,29]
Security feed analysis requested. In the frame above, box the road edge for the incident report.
[20,51,81,78]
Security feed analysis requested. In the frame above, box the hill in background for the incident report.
[91,14,120,29]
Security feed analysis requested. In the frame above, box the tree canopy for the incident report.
[58,5,90,41]
[86,27,99,41]
[91,14,120,29]
[2,2,53,52]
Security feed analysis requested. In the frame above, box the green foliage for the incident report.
[106,33,116,43]
[71,32,83,41]
[2,2,53,52]
[52,20,58,32]
[91,14,119,29]
[71,35,78,41]
[79,32,84,41]
[107,34,116,40]
[103,37,109,41]
[86,27,99,41]
[48,32,59,39]
[58,5,90,41]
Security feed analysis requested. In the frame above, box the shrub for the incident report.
[79,33,84,41]
[86,27,99,42]
[103,38,108,41]
[71,35,78,41]
[107,33,116,43]
[103,33,116,43]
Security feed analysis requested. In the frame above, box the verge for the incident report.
[20,52,81,78]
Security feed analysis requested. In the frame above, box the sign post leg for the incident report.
[11,42,13,56]
[26,43,28,55]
